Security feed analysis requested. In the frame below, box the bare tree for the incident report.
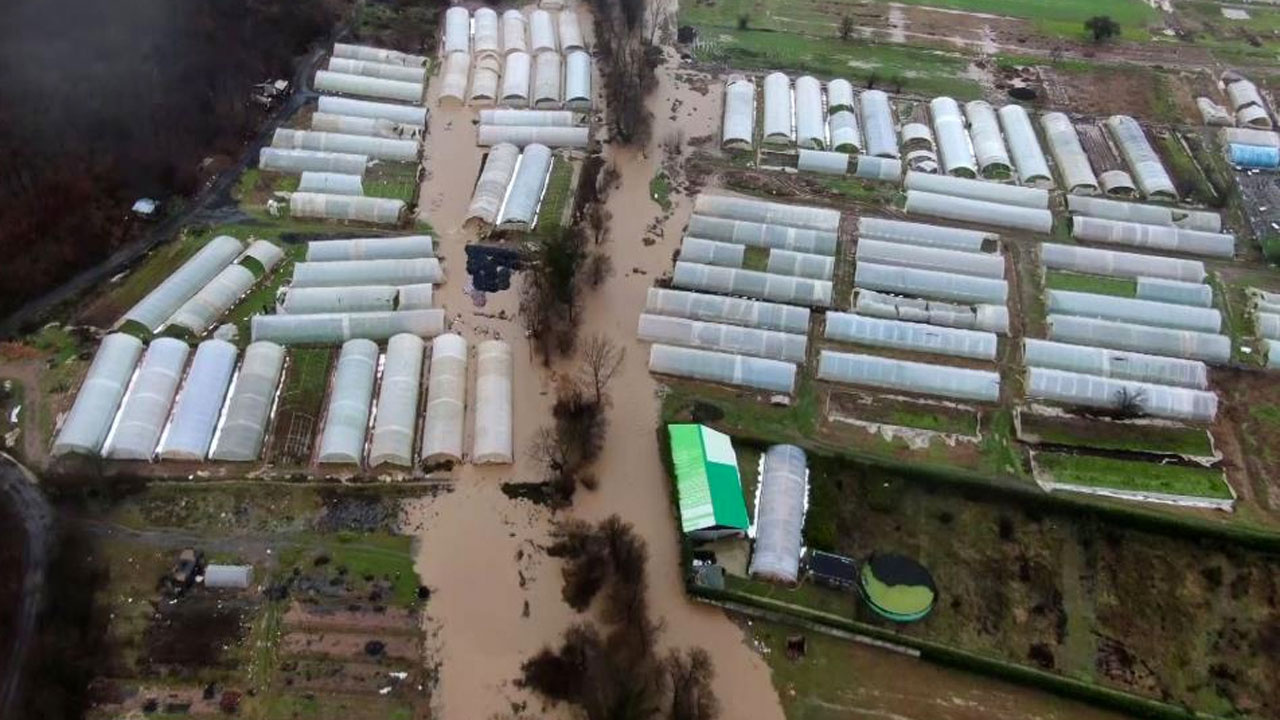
[579,334,626,404]
[665,648,720,720]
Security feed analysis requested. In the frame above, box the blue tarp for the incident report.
[1230,143,1280,169]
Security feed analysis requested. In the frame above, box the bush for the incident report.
[736,13,749,30]
[1261,234,1280,264]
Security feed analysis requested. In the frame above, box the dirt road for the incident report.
[0,453,53,719]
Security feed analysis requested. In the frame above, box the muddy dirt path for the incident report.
[0,360,52,467]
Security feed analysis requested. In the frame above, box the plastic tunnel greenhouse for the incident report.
[854,261,1008,305]
[332,43,427,68]
[1041,112,1099,195]
[159,339,238,460]
[559,10,585,51]
[289,193,405,224]
[996,104,1052,187]
[366,335,423,467]
[905,191,1052,233]
[278,286,400,315]
[444,6,470,55]
[686,215,837,255]
[165,265,257,336]
[469,55,502,105]
[533,51,562,108]
[529,9,558,54]
[251,309,445,344]
[827,79,854,113]
[648,344,797,394]
[1023,339,1208,389]
[106,338,191,460]
[672,262,833,307]
[817,350,1000,402]
[564,50,592,110]
[860,90,898,158]
[502,10,528,55]
[314,71,424,104]
[313,110,421,137]
[306,235,433,261]
[798,150,849,176]
[499,143,554,229]
[292,258,443,287]
[1040,243,1206,283]
[794,76,825,149]
[693,195,841,233]
[297,171,364,196]
[854,290,1009,334]
[680,237,745,267]
[636,314,808,363]
[853,156,902,182]
[905,172,1048,210]
[766,249,834,280]
[855,238,1005,279]
[120,235,243,331]
[763,72,792,145]
[466,143,520,225]
[1047,314,1230,364]
[259,148,368,175]
[209,341,286,462]
[857,217,992,253]
[644,288,811,334]
[929,97,976,178]
[52,334,145,457]
[1027,367,1217,423]
[316,338,379,464]
[438,52,471,106]
[828,110,861,154]
[480,109,574,126]
[668,424,750,537]
[477,124,589,147]
[501,51,531,107]
[1070,216,1234,259]
[273,129,418,161]
[1048,289,1222,333]
[964,100,1013,178]
[1136,277,1213,308]
[1105,116,1177,200]
[473,340,514,464]
[317,96,427,126]
[825,313,997,360]
[421,333,468,463]
[749,444,808,585]
[1066,195,1222,233]
[328,57,426,84]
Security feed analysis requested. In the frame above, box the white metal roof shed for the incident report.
[421,333,468,463]
[160,339,239,460]
[52,334,145,456]
[316,338,378,464]
[208,341,286,461]
[106,337,191,460]
[473,340,515,464]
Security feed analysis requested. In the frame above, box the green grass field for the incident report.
[650,171,673,212]
[364,162,419,203]
[1036,452,1233,500]
[1044,270,1136,297]
[223,243,305,344]
[1020,413,1216,457]
[536,155,576,234]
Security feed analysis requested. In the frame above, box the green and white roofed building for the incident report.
[668,424,750,539]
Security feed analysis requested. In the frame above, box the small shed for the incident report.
[668,424,750,539]
[204,564,254,589]
[807,550,857,590]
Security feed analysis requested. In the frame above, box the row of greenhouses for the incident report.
[465,141,563,228]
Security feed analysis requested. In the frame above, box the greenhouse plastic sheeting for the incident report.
[251,309,445,344]
[901,122,935,152]
[477,124,589,147]
[501,51,531,106]
[1041,112,1099,194]
[673,262,833,307]
[166,264,256,335]
[533,51,562,108]
[480,109,574,127]
[282,286,398,314]
[397,283,433,310]
[1048,290,1222,333]
[687,215,838,255]
[499,143,554,228]
[317,96,426,126]
[1098,169,1137,197]
[1040,242,1206,283]
[297,171,364,196]
[827,79,854,113]
[828,110,861,153]
[122,235,243,331]
[795,76,825,149]
[564,50,591,109]
[160,339,238,460]
[722,75,755,150]
[856,238,1005,279]
[1047,314,1230,364]
[1222,127,1280,148]
[997,104,1052,186]
[259,148,368,175]
[855,261,1007,304]
[289,193,405,224]
[444,6,470,55]
[964,100,1012,177]
[328,57,425,84]
[1067,195,1173,227]
[1268,339,1280,370]
[767,248,834,280]
[316,338,378,464]
[529,9,557,53]
[306,235,433,262]
[852,156,902,182]
[694,195,841,233]
[332,43,426,68]
[680,236,744,267]
[798,149,848,176]
[648,344,796,393]
[930,97,976,177]
[1071,216,1234,259]
[467,143,520,224]
[209,341,285,461]
[469,55,501,105]
[421,333,468,463]
[1230,143,1280,169]
[636,314,808,363]
[243,240,285,272]
[749,444,807,584]
[1238,105,1273,130]
[438,52,470,106]
[905,190,1052,233]
[502,10,528,55]
[1023,338,1208,389]
[474,7,500,56]
[904,172,1049,210]
[860,90,897,158]
[1027,367,1217,423]
[644,288,812,334]
[273,128,418,161]
[817,350,1000,402]
[106,338,191,460]
[854,290,1009,335]
[473,340,514,464]
[763,72,792,144]
[52,334,145,456]
[314,71,423,104]
[1135,277,1213,308]
[292,258,442,288]
[367,334,423,467]
[559,10,585,51]
[1105,116,1176,200]
[1259,312,1280,341]
[825,312,997,360]
[857,216,992,253]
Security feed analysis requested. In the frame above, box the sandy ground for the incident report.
[407,13,785,715]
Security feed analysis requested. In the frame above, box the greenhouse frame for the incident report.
[1041,112,1099,195]
[644,288,812,334]
[687,215,838,254]
[328,57,426,84]
[648,344,797,394]
[317,95,427,126]
[106,338,191,460]
[929,97,977,178]
[292,258,443,288]
[121,235,243,331]
[858,216,992,253]
[1040,243,1206,283]
[498,143,554,229]
[636,313,808,363]
[1104,116,1177,200]
[1048,289,1222,333]
[159,339,238,460]
[316,338,379,464]
[473,340,515,464]
[825,312,998,360]
[52,334,145,456]
[694,195,841,233]
[209,341,286,462]
[273,128,418,161]
[1071,216,1234,259]
[680,236,745,267]
[672,261,833,307]
[314,70,424,104]
[904,171,1049,210]
[855,237,1005,279]
[817,350,1001,402]
[306,235,433,261]
[996,104,1052,187]
[259,148,368,175]
[905,191,1053,233]
[860,89,898,158]
[964,100,1012,178]
[749,444,808,585]
[1047,314,1231,364]
[766,248,834,280]
[288,193,406,225]
[854,261,1008,305]
[1027,367,1218,423]
[466,143,520,225]
[763,72,792,145]
[854,290,1009,334]
[1023,338,1208,389]
[251,309,445,344]
[297,170,364,196]
[421,333,468,463]
[794,76,825,149]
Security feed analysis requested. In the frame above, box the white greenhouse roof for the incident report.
[499,143,554,228]
[722,75,756,150]
[328,57,426,84]
[165,264,256,336]
[1047,314,1230,364]
[964,100,1012,176]
[291,258,443,288]
[854,289,1009,335]
[817,350,1000,402]
[930,97,976,177]
[332,43,426,68]
[825,312,997,360]
[687,214,838,255]
[749,444,808,584]
[1040,112,1099,195]
[368,333,424,467]
[467,143,520,225]
[477,124,589,148]
[905,190,1053,233]
[637,314,808,363]
[904,171,1049,210]
[644,288,811,334]
[1023,338,1208,389]
[1040,243,1206,283]
[306,235,433,262]
[314,70,424,104]
[680,236,745,267]
[856,238,1005,279]
[106,338,191,460]
[316,338,379,464]
[1135,277,1213,308]
[648,344,797,394]
[273,128,418,162]
[209,341,286,462]
[52,334,145,457]
[766,248,834,281]
[858,216,993,253]
[860,89,898,158]
[996,104,1052,187]
[854,261,1008,305]
[422,333,468,463]
[673,261,833,307]
[763,72,792,144]
[317,96,427,126]
[259,148,368,175]
[1105,115,1176,200]
[297,171,364,196]
[251,309,445,344]
[289,193,406,224]
[1047,290,1222,333]
[1071,216,1234,259]
[1027,367,1217,423]
[473,340,514,464]
[159,339,238,460]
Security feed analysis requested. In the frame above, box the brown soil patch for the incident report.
[283,601,419,634]
[279,631,418,661]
